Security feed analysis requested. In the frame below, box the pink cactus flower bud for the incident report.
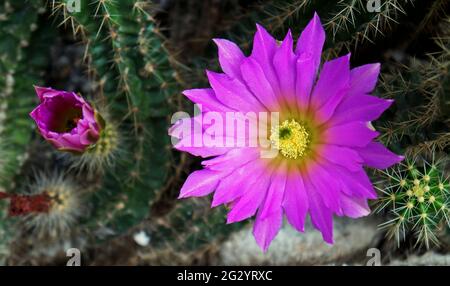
[30,86,102,153]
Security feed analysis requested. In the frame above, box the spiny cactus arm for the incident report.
[55,0,120,100]
[376,158,450,248]
[99,0,148,119]
[0,1,56,264]
[0,1,47,190]
[376,30,450,155]
[57,0,174,236]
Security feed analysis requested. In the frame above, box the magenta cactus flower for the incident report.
[30,86,102,153]
[170,13,403,251]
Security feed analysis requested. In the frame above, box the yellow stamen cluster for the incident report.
[270,119,310,159]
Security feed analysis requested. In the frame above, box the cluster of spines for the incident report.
[21,172,85,239]
[376,157,450,248]
[377,16,450,156]
[216,0,415,58]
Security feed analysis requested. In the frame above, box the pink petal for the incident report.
[226,168,273,223]
[295,12,325,61]
[178,169,223,199]
[314,88,347,124]
[174,133,230,158]
[250,24,281,95]
[207,71,265,112]
[213,38,246,80]
[82,104,96,123]
[169,115,202,139]
[182,88,232,112]
[273,30,296,102]
[212,159,264,207]
[29,106,39,121]
[79,126,99,145]
[307,162,342,215]
[339,193,371,218]
[202,148,259,172]
[198,110,260,147]
[355,141,404,169]
[295,53,315,108]
[303,175,334,244]
[348,63,380,97]
[334,165,377,199]
[46,137,64,149]
[70,91,87,105]
[259,168,287,219]
[240,57,278,109]
[311,54,350,108]
[253,208,283,252]
[295,12,325,108]
[331,94,393,126]
[251,169,287,251]
[323,122,379,147]
[34,86,54,101]
[318,144,363,172]
[60,133,84,150]
[282,170,308,232]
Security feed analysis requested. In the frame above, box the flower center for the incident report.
[46,105,83,133]
[270,119,310,159]
[65,115,81,132]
